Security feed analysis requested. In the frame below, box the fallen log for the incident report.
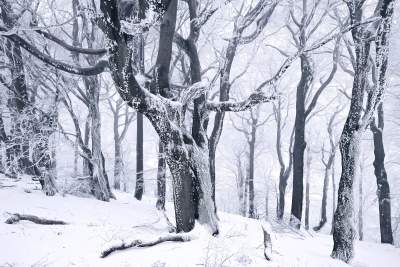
[4,213,68,225]
[101,234,192,258]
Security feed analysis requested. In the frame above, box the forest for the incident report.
[0,0,399,266]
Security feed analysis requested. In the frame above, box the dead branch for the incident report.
[4,213,68,225]
[100,234,192,258]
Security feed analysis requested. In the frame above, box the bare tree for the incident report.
[0,0,352,235]
[231,106,271,218]
[273,97,294,220]
[331,0,396,262]
[314,107,341,231]
[370,103,394,244]
[287,0,340,228]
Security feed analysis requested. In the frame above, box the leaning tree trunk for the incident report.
[370,103,393,244]
[290,54,313,228]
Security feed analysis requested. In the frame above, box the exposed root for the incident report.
[4,213,68,225]
[100,234,193,258]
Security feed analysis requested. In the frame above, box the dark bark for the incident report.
[315,112,338,231]
[100,233,192,258]
[273,99,294,220]
[290,55,313,228]
[5,213,67,225]
[370,103,393,244]
[134,112,144,200]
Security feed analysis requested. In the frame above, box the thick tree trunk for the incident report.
[370,104,393,244]
[88,77,111,201]
[156,140,166,210]
[134,112,144,200]
[290,55,313,228]
[331,37,370,263]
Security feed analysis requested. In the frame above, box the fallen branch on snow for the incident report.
[100,234,192,258]
[4,213,68,225]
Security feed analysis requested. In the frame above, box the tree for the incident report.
[0,0,349,235]
[314,107,341,231]
[331,0,396,262]
[104,86,136,191]
[287,0,340,228]
[370,103,394,244]
[231,106,271,218]
[208,0,278,205]
[273,97,294,220]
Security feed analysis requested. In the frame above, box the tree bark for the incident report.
[156,140,166,210]
[331,28,370,263]
[290,55,313,228]
[134,112,144,200]
[305,147,311,230]
[370,103,393,244]
[358,162,363,241]
[248,120,256,219]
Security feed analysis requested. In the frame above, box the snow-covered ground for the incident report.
[0,176,399,267]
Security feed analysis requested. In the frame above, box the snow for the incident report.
[0,175,399,267]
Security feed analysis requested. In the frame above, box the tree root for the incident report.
[4,213,68,225]
[100,234,192,258]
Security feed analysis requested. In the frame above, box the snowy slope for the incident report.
[0,176,399,267]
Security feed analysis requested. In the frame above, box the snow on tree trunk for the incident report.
[156,141,166,210]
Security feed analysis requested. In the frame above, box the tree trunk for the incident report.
[331,38,370,263]
[305,147,311,230]
[330,157,336,235]
[358,162,363,241]
[134,112,144,200]
[73,138,79,178]
[248,124,256,219]
[156,140,166,210]
[290,55,313,228]
[370,104,393,244]
[114,140,123,190]
[88,77,111,201]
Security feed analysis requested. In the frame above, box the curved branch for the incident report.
[207,92,276,112]
[36,30,107,55]
[0,26,108,76]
